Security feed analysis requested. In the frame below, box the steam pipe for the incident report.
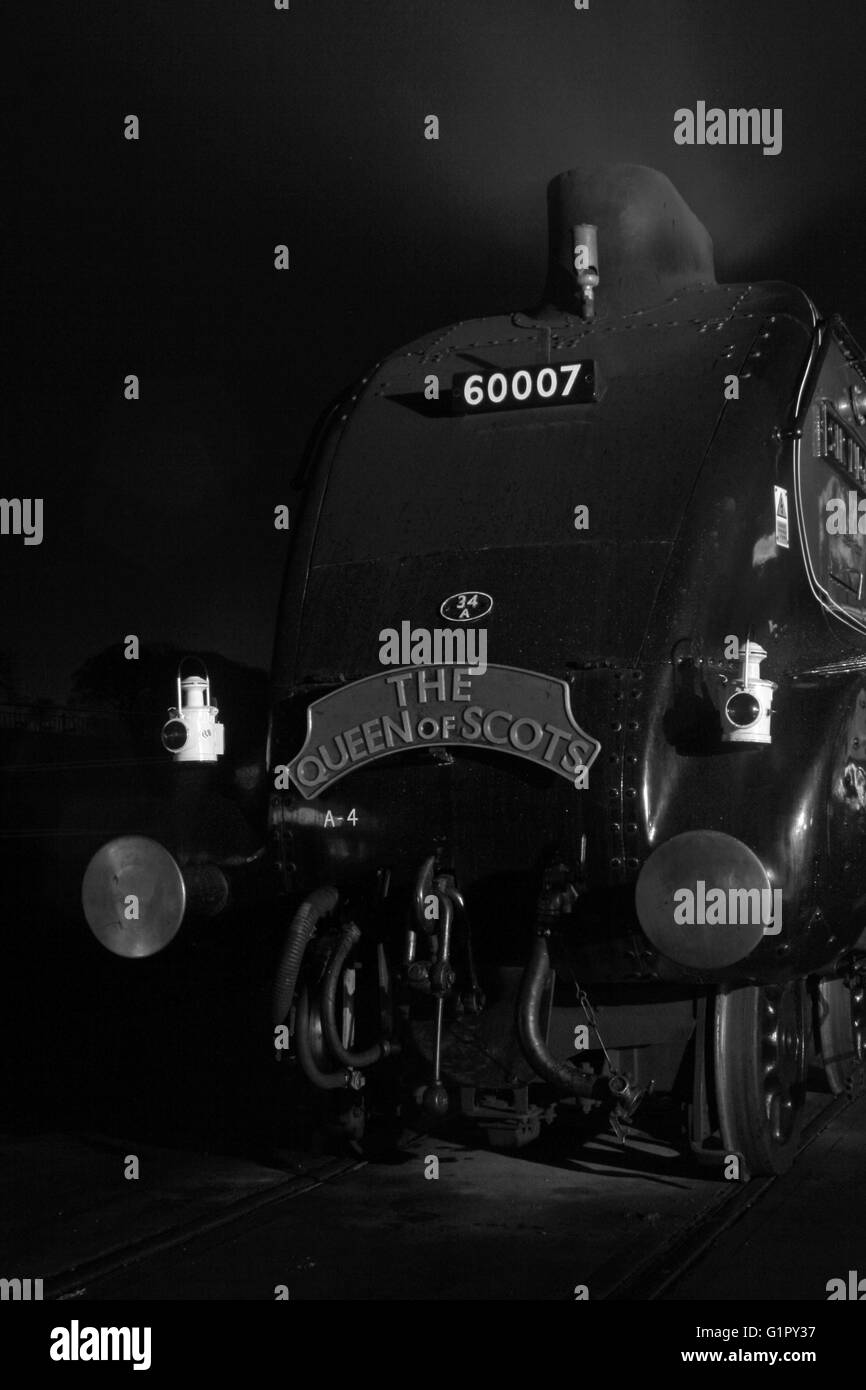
[271,886,339,1026]
[517,934,597,1098]
[295,988,358,1091]
[321,922,399,1067]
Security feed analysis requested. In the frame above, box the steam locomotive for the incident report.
[83,164,866,1178]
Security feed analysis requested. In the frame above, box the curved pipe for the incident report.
[517,934,596,1098]
[271,886,339,1026]
[295,988,354,1090]
[321,923,398,1067]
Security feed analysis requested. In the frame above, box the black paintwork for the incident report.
[270,257,866,994]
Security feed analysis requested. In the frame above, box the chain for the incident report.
[572,976,616,1073]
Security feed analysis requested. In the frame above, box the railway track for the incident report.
[8,1079,855,1302]
[598,1088,851,1300]
[43,1149,367,1302]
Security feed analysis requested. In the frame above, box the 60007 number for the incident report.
[452,360,596,415]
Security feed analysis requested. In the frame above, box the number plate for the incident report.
[452,360,596,415]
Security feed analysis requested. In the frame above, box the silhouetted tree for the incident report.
[69,643,269,763]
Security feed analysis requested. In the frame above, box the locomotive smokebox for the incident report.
[543,164,716,314]
[635,831,777,970]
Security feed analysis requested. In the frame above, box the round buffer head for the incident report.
[635,830,772,970]
[81,835,186,958]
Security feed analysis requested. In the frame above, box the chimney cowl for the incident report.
[542,163,716,315]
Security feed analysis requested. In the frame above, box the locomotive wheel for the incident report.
[818,975,866,1095]
[714,980,808,1177]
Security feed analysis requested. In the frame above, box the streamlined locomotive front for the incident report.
[267,165,866,1174]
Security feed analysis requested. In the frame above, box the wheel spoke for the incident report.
[715,979,808,1175]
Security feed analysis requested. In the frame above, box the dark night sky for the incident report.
[5,0,866,702]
